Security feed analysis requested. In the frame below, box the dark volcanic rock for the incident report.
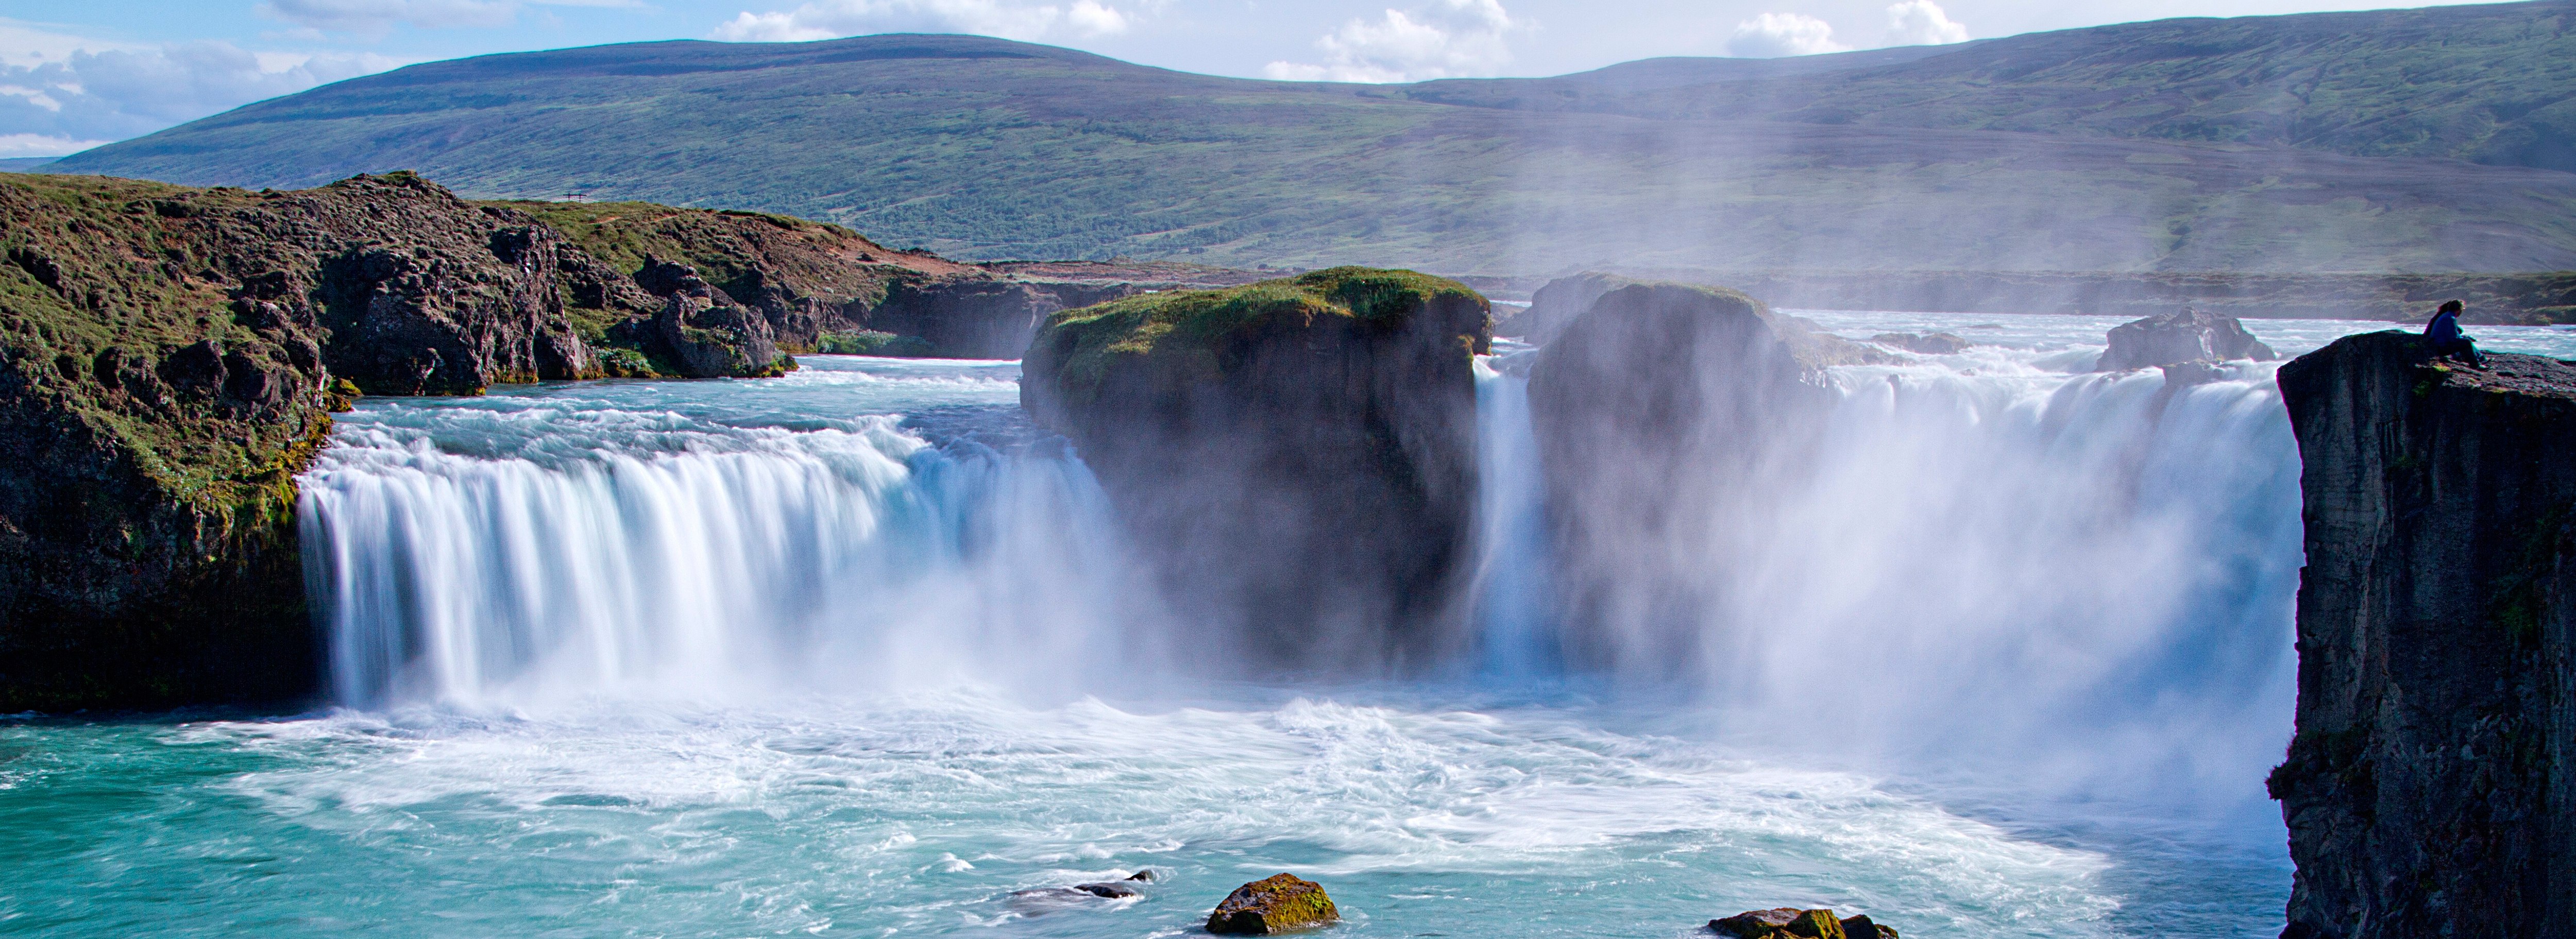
[632,259,788,378]
[1021,267,1489,670]
[2271,330,2576,939]
[1708,908,1897,939]
[1496,271,1636,344]
[869,277,1137,358]
[1006,870,1155,914]
[1870,331,1971,354]
[1205,874,1338,934]
[2095,306,2277,371]
[1527,281,1879,675]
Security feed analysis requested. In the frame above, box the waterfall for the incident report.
[1467,346,2304,807]
[1470,351,1561,680]
[303,339,2306,813]
[299,401,1163,708]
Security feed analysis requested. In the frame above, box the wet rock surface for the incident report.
[1006,870,1154,914]
[1021,267,1490,671]
[2095,306,2277,371]
[2272,330,2576,938]
[1205,873,1337,934]
[1708,908,1899,939]
[1527,281,1879,675]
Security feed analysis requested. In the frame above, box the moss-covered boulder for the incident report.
[1206,874,1338,934]
[1527,281,1879,675]
[1708,908,1896,939]
[1022,266,1489,669]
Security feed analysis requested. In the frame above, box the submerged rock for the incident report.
[1870,331,1971,355]
[1007,870,1156,914]
[1021,267,1489,670]
[1205,874,1338,934]
[1527,281,1879,675]
[2094,307,2277,371]
[1708,908,1897,939]
[2272,331,2576,938]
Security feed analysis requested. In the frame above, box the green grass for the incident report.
[43,7,2576,275]
[1039,266,1478,408]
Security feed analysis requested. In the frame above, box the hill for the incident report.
[42,4,2576,275]
[1409,1,2576,172]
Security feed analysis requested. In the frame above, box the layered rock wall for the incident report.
[2273,330,2576,938]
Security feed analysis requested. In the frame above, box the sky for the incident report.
[0,0,2503,158]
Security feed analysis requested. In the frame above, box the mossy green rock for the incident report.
[1707,908,1896,939]
[1022,267,1489,669]
[1206,874,1338,934]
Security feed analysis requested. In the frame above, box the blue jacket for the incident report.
[2424,309,2464,346]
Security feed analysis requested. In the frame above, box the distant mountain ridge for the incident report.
[43,2,2576,274]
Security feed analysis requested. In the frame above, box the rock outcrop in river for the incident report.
[2095,307,2278,371]
[2272,330,2576,938]
[1021,267,1490,670]
[1527,281,1880,675]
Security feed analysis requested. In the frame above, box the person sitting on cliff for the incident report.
[2421,300,2486,368]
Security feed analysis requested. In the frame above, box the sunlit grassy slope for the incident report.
[46,3,2576,274]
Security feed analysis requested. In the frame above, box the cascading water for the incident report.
[12,318,2571,938]
[297,357,1169,708]
[1465,322,2310,811]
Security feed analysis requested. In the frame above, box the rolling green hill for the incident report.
[1409,1,2576,172]
[42,3,2576,275]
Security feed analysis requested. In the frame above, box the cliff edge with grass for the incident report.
[2272,331,2576,938]
[1021,267,1490,669]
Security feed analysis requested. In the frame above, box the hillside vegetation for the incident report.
[44,3,2576,274]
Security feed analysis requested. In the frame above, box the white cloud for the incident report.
[0,31,403,155]
[258,0,521,38]
[1726,12,1848,58]
[1262,0,1516,83]
[0,132,114,158]
[1884,0,1968,46]
[708,0,1138,43]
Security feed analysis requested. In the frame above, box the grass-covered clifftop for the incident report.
[41,6,2576,274]
[1029,267,1487,417]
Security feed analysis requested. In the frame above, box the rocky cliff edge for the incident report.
[2273,330,2575,939]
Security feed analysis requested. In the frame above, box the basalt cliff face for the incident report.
[2272,331,2576,939]
[1021,267,1490,670]
[1,170,1175,711]
[1527,282,1881,676]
